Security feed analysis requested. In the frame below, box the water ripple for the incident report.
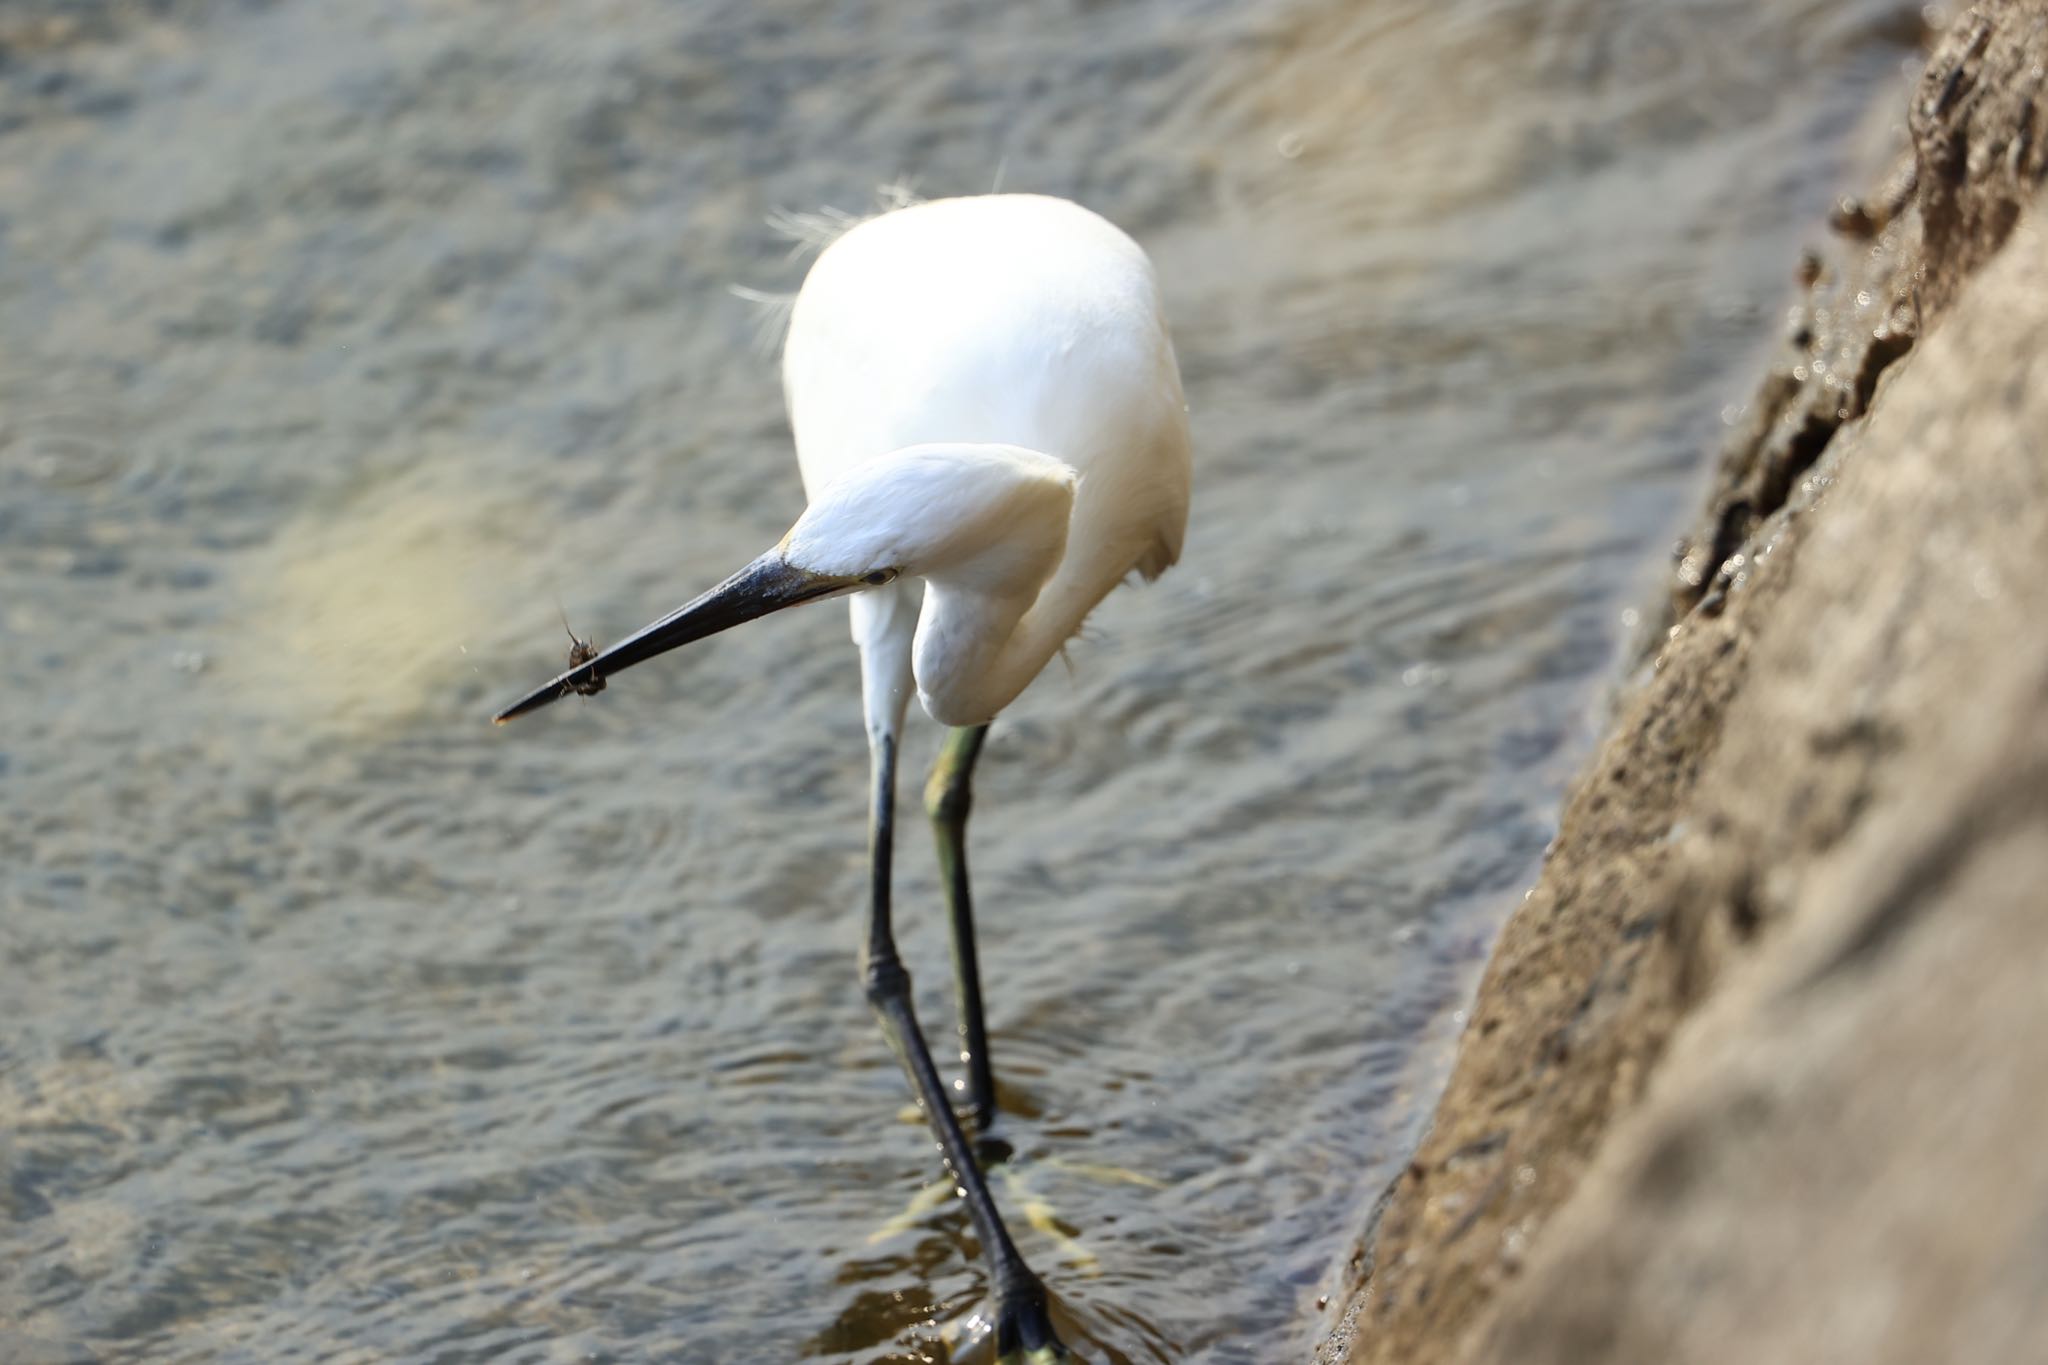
[0,0,1922,1359]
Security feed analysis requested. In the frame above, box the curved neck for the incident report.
[912,545,1125,728]
[789,440,1089,728]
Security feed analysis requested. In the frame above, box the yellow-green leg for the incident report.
[925,723,996,1131]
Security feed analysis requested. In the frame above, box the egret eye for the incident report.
[863,569,895,586]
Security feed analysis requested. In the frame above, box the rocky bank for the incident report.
[1321,3,2048,1361]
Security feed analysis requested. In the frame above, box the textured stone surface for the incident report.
[1467,208,2048,1365]
[1321,4,2048,1361]
[1668,0,2047,624]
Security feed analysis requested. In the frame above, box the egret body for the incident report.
[496,194,1192,1362]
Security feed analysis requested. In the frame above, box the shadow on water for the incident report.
[1,0,1926,1360]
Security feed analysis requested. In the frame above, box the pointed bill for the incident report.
[493,554,857,723]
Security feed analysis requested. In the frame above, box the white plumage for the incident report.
[782,192,1191,734]
[495,192,1191,1361]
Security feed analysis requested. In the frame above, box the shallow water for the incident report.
[1,0,1923,1360]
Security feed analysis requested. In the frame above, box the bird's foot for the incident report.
[992,1270,1074,1364]
[972,1129,1015,1168]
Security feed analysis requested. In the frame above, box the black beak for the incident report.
[493,554,850,723]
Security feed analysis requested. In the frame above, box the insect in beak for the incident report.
[558,609,605,696]
[495,554,860,723]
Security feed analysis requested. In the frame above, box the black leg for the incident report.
[863,734,1067,1361]
[925,722,996,1130]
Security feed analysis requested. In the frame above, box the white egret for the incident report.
[496,193,1191,1362]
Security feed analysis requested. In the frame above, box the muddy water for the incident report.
[1,1,1922,1360]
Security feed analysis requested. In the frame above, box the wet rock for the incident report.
[1466,217,2048,1365]
[1664,0,2048,630]
[1322,3,2048,1362]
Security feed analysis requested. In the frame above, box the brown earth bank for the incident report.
[1319,3,2048,1362]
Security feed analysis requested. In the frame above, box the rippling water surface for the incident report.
[2,1,1924,1360]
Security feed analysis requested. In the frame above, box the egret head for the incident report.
[494,443,1076,723]
[783,443,1075,593]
